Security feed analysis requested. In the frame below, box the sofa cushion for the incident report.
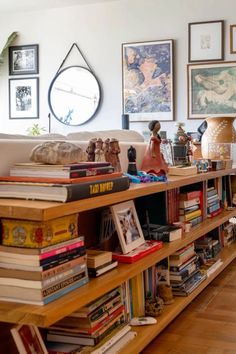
[0,133,66,140]
[66,130,144,142]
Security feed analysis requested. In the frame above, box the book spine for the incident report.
[207,207,223,218]
[42,255,87,280]
[40,246,86,266]
[69,166,114,178]
[40,240,84,260]
[40,236,84,255]
[42,263,87,288]
[41,247,86,271]
[207,202,221,214]
[65,176,130,202]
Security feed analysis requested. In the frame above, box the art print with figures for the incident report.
[122,40,174,121]
[188,61,236,119]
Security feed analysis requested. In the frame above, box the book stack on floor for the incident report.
[0,214,89,305]
[86,249,118,278]
[169,242,207,296]
[207,187,222,218]
[178,190,203,227]
[46,286,136,353]
[0,161,130,202]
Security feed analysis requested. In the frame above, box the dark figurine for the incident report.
[127,145,138,175]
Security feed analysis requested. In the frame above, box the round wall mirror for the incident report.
[48,65,101,126]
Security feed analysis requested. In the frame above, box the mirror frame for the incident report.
[48,65,102,126]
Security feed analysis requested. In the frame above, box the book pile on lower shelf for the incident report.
[178,190,203,227]
[0,161,130,202]
[169,242,207,296]
[46,286,137,353]
[222,220,236,246]
[86,249,118,278]
[0,214,89,305]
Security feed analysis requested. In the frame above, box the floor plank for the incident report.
[142,259,236,354]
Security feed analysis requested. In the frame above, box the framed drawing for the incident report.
[9,77,39,119]
[188,20,224,62]
[110,200,145,254]
[122,39,174,122]
[9,44,39,75]
[187,61,236,119]
[11,324,48,354]
[230,25,236,54]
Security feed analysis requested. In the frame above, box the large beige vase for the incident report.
[201,116,236,159]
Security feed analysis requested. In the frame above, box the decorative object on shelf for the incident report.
[230,24,236,54]
[86,138,96,162]
[110,200,145,254]
[122,114,130,129]
[30,141,84,165]
[95,138,106,162]
[187,61,236,119]
[172,122,192,166]
[201,116,236,159]
[157,284,174,305]
[9,44,39,75]
[141,120,169,175]
[0,32,17,67]
[9,77,39,119]
[48,43,101,126]
[188,20,224,62]
[127,145,137,175]
[108,138,121,172]
[145,295,164,317]
[122,39,174,122]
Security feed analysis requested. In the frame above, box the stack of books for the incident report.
[0,161,130,202]
[169,242,206,296]
[207,187,222,218]
[142,223,182,242]
[86,249,118,277]
[222,221,236,246]
[178,190,203,227]
[46,286,130,349]
[0,214,89,305]
[195,235,221,259]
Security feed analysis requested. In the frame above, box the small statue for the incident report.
[104,138,110,163]
[108,138,121,172]
[172,122,192,166]
[86,138,96,162]
[127,145,138,175]
[141,120,168,176]
[94,138,105,162]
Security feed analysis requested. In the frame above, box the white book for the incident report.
[105,330,137,353]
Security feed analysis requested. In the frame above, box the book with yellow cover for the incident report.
[2,213,78,248]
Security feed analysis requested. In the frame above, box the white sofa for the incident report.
[0,130,148,175]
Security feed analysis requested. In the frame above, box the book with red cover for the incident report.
[179,190,202,201]
[112,240,163,263]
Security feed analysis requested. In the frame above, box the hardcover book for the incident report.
[0,175,130,202]
[86,249,112,268]
[168,165,197,176]
[88,260,118,278]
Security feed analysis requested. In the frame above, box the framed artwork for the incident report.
[230,25,236,54]
[122,39,174,122]
[9,77,39,119]
[11,324,48,354]
[188,20,224,62]
[9,44,39,75]
[187,61,236,119]
[110,200,145,254]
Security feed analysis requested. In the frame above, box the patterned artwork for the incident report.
[122,40,174,121]
[188,62,236,119]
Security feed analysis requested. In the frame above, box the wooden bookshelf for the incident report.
[0,168,235,352]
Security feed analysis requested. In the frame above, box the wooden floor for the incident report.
[142,259,236,354]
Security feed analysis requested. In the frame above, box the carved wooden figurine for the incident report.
[108,138,121,172]
[86,138,96,162]
[94,138,105,162]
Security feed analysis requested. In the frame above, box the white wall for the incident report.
[0,0,235,139]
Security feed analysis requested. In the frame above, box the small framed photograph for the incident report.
[9,44,39,75]
[110,200,145,254]
[9,77,39,119]
[122,39,174,121]
[11,324,48,354]
[188,20,224,62]
[230,25,236,54]
[187,61,236,119]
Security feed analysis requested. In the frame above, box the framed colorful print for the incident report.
[11,324,48,354]
[187,61,236,119]
[110,200,145,254]
[9,77,39,119]
[9,44,39,75]
[122,39,174,122]
[230,25,236,54]
[188,20,224,62]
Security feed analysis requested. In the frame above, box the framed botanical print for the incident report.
[187,61,236,119]
[122,39,174,121]
[188,20,224,62]
[9,44,39,75]
[9,77,39,119]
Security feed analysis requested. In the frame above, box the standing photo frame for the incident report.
[230,25,236,54]
[188,20,224,62]
[187,61,236,119]
[9,77,39,119]
[9,44,39,75]
[122,39,174,122]
[110,200,145,254]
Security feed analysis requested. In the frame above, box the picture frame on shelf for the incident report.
[188,20,224,62]
[110,200,145,254]
[11,324,48,354]
[230,24,236,54]
[9,44,39,75]
[122,39,174,122]
[187,61,236,119]
[9,77,39,119]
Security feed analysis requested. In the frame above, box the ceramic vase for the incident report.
[201,116,236,159]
